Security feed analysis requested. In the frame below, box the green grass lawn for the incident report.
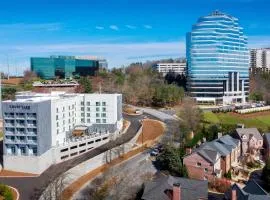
[203,111,270,132]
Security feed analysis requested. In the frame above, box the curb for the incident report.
[8,185,20,200]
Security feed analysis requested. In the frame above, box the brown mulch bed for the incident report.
[0,170,37,177]
[136,119,165,145]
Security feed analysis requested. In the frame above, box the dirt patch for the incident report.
[136,119,165,145]
[1,78,23,85]
[229,111,270,118]
[0,170,38,177]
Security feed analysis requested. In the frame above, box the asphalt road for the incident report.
[0,113,150,200]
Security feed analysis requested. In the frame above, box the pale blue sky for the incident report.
[0,0,269,75]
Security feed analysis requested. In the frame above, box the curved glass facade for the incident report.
[186,11,249,104]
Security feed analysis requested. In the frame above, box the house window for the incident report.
[204,168,208,172]
[196,162,201,167]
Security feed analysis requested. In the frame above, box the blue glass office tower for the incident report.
[186,11,249,105]
[31,56,100,80]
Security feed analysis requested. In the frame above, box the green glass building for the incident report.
[31,56,100,79]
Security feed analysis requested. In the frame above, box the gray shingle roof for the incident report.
[225,180,270,200]
[264,133,270,146]
[142,175,208,200]
[236,128,263,141]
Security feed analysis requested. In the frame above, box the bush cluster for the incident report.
[0,184,13,200]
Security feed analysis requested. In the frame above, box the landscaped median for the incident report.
[61,119,165,200]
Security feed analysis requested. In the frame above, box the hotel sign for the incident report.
[9,105,30,110]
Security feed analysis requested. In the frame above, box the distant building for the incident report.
[2,91,123,174]
[183,135,241,180]
[155,63,186,76]
[141,175,208,200]
[225,180,270,200]
[186,11,249,105]
[250,48,270,73]
[32,81,79,93]
[31,55,108,80]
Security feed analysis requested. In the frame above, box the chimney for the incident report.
[231,188,237,200]
[173,183,181,200]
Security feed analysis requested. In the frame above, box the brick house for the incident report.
[235,128,263,155]
[184,135,240,181]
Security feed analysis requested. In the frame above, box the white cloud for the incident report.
[143,25,152,29]
[109,25,119,31]
[125,25,136,29]
[95,26,104,30]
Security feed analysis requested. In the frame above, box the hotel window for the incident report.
[102,113,106,117]
[81,101,84,106]
[102,107,106,112]
[96,102,100,106]
[63,113,65,118]
[11,146,16,154]
[72,104,74,109]
[87,107,90,112]
[21,147,26,155]
[96,107,100,112]
[63,120,65,125]
[102,119,106,123]
[87,102,90,106]
[81,119,85,123]
[81,113,84,117]
[102,102,106,106]
[69,106,71,110]
[56,115,59,120]
[87,113,90,117]
[56,108,59,113]
[57,129,59,135]
[81,107,84,111]
[87,119,90,123]
[33,147,37,155]
[96,113,100,117]
[96,119,101,123]
[62,107,65,112]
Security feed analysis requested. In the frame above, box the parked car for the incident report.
[150,150,159,156]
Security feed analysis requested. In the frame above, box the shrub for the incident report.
[224,170,232,179]
[209,178,231,193]
[0,184,13,200]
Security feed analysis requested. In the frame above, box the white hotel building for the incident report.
[2,91,123,174]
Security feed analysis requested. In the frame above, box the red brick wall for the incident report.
[183,153,215,180]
